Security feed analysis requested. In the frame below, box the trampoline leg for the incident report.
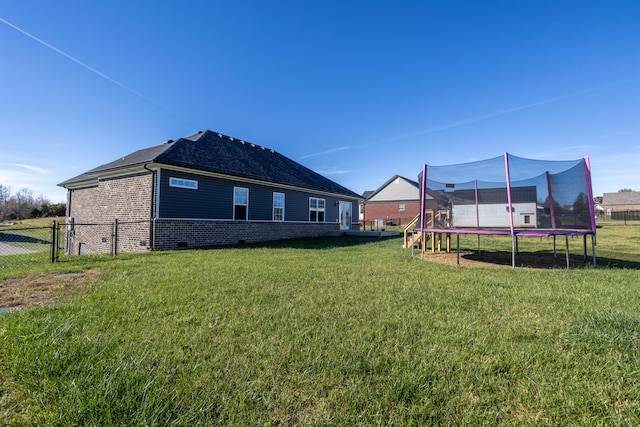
[565,235,570,269]
[583,235,587,262]
[511,234,516,269]
[411,231,414,257]
[553,235,557,257]
[592,234,597,268]
[457,234,460,266]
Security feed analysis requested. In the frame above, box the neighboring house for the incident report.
[448,186,538,228]
[602,191,640,216]
[58,130,361,254]
[362,175,420,227]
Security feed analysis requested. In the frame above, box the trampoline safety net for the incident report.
[417,153,596,237]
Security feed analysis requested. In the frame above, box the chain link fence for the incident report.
[63,220,152,255]
[0,222,57,270]
[1,219,153,270]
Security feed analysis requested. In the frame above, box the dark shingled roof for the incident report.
[60,130,360,198]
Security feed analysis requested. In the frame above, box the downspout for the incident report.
[143,164,156,250]
[67,189,72,218]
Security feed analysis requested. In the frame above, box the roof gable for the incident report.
[366,175,419,202]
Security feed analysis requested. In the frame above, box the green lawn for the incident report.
[1,224,639,425]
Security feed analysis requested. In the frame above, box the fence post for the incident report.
[51,220,57,263]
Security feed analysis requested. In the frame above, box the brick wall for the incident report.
[65,171,347,254]
[66,173,153,254]
[363,201,421,226]
[153,220,339,250]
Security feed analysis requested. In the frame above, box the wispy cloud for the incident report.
[298,146,351,160]
[0,164,67,202]
[298,96,569,160]
[298,80,636,160]
[0,17,198,128]
[313,167,350,176]
[379,88,611,144]
[0,17,149,100]
[0,163,52,192]
[13,163,49,175]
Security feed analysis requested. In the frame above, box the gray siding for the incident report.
[158,169,357,224]
[159,171,232,219]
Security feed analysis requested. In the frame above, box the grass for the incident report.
[0,225,639,425]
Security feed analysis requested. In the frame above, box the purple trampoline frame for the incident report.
[413,153,597,268]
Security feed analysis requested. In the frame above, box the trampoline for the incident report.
[412,153,596,268]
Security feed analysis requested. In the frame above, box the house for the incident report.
[446,186,538,228]
[362,175,420,227]
[602,191,640,218]
[58,130,361,254]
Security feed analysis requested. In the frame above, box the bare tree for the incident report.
[14,188,34,220]
[0,184,9,221]
[0,184,64,220]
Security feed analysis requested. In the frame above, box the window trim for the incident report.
[309,197,326,222]
[273,192,285,221]
[233,186,249,220]
[169,177,198,190]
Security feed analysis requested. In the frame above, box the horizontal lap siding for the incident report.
[160,171,232,219]
[158,170,355,223]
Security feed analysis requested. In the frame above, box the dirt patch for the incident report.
[415,250,589,269]
[0,270,101,310]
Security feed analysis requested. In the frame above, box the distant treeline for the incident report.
[0,184,66,221]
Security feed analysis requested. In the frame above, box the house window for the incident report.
[524,215,531,224]
[398,203,405,211]
[234,187,248,220]
[273,192,285,221]
[169,177,198,190]
[309,197,325,222]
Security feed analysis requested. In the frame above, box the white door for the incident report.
[339,201,352,231]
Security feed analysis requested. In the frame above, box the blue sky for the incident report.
[1,1,639,203]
